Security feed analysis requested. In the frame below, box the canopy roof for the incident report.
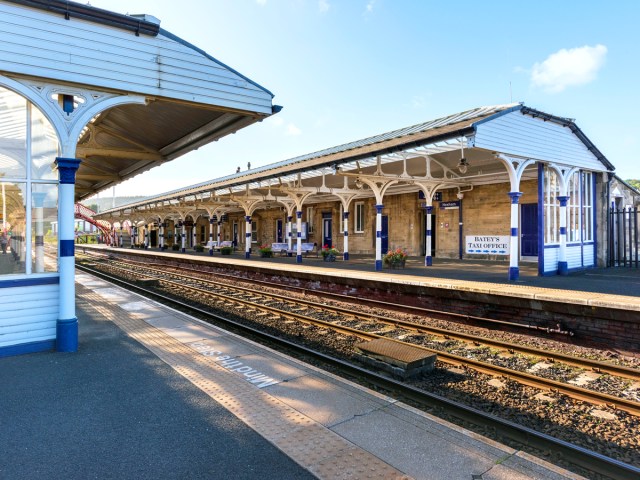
[0,0,279,201]
[95,103,613,221]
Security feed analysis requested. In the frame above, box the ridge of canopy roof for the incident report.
[5,0,161,36]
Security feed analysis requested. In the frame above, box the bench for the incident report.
[209,240,233,251]
[287,242,318,257]
[271,243,290,256]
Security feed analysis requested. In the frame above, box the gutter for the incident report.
[6,0,160,36]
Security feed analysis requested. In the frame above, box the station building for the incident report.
[0,0,279,356]
[96,103,621,283]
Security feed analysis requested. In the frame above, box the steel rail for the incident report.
[86,255,640,381]
[75,262,640,480]
[80,259,640,417]
[81,250,573,336]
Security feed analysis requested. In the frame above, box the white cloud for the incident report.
[365,0,376,13]
[318,0,330,13]
[531,44,607,93]
[286,123,302,136]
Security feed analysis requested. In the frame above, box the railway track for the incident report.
[79,253,640,416]
[76,257,640,480]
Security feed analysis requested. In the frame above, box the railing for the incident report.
[74,203,114,245]
[609,206,639,267]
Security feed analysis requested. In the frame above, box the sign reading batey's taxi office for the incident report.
[466,236,510,255]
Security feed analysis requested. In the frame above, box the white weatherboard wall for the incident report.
[0,283,59,347]
[543,244,595,273]
[0,3,273,114]
[473,111,607,171]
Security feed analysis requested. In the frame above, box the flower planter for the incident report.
[383,258,406,269]
[323,254,336,262]
[260,252,273,258]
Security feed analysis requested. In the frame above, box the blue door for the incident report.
[276,219,283,242]
[381,215,388,253]
[322,213,332,248]
[521,203,538,257]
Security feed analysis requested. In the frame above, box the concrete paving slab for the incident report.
[264,373,391,427]
[230,352,310,383]
[330,405,499,480]
[184,335,263,361]
[92,286,133,303]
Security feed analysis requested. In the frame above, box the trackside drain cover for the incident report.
[355,338,436,379]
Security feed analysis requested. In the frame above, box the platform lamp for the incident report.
[457,138,469,174]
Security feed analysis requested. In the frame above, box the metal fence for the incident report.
[609,206,639,267]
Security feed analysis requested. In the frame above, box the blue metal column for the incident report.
[296,211,303,263]
[558,195,569,275]
[209,218,215,255]
[180,222,186,252]
[245,216,252,259]
[343,211,350,261]
[375,204,383,271]
[55,157,81,352]
[425,206,433,266]
[508,192,522,281]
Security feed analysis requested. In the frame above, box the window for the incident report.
[567,172,580,243]
[200,225,206,242]
[543,167,560,244]
[544,166,595,245]
[251,220,257,243]
[0,87,58,276]
[31,183,58,273]
[306,207,314,234]
[581,172,594,242]
[355,202,365,233]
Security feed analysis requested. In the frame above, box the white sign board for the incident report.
[466,235,510,255]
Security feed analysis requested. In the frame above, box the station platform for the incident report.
[83,244,640,310]
[0,270,585,479]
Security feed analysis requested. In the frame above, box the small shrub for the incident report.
[195,244,204,252]
[220,246,233,255]
[172,244,180,251]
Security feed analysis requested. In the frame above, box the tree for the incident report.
[626,179,640,191]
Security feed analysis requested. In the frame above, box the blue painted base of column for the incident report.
[296,254,302,263]
[181,248,185,253]
[0,339,55,358]
[209,250,213,256]
[343,252,349,261]
[375,259,382,271]
[425,256,432,266]
[508,267,519,281]
[56,318,78,352]
[558,261,568,275]
[245,252,250,259]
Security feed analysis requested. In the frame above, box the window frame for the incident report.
[355,202,365,233]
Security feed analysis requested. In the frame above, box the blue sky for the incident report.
[90,0,639,197]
